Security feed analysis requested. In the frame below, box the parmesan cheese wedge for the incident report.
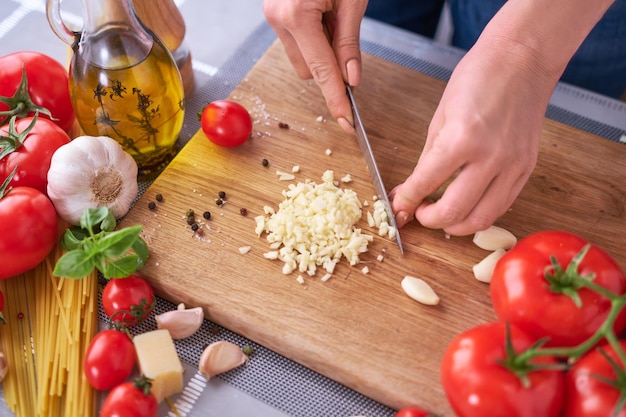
[133,329,184,403]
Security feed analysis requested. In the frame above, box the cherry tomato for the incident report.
[83,329,135,391]
[102,274,155,326]
[200,99,252,147]
[101,378,158,417]
[394,407,437,417]
[0,185,57,279]
[491,230,626,347]
[564,341,626,417]
[0,115,71,195]
[0,51,75,133]
[441,322,564,417]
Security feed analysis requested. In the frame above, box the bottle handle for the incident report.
[46,0,77,47]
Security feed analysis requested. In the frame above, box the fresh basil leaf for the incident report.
[60,228,84,251]
[132,237,149,269]
[80,207,109,231]
[103,254,139,278]
[96,226,142,258]
[53,250,96,279]
[100,211,117,232]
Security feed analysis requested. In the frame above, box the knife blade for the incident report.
[346,85,404,254]
[322,12,403,253]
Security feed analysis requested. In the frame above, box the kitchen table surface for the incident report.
[1,1,625,416]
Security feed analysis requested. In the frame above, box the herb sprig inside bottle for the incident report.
[53,207,149,279]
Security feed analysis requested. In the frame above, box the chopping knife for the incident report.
[322,14,404,254]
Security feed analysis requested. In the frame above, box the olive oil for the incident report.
[69,28,185,175]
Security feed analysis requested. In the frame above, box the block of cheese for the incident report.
[133,329,184,402]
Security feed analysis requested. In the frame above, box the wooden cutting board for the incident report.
[119,39,626,415]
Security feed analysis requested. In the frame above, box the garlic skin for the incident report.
[198,341,249,379]
[154,306,204,339]
[47,135,138,225]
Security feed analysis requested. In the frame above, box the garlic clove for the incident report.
[154,306,204,340]
[198,341,249,380]
[0,351,7,383]
[472,248,507,283]
[401,276,440,306]
[473,225,517,251]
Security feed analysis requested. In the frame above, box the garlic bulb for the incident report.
[47,135,138,225]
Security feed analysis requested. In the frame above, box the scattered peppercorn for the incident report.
[186,216,195,225]
[218,191,226,199]
[261,158,269,167]
[17,312,24,320]
[203,211,211,220]
[186,209,194,217]
[240,208,248,216]
[278,122,289,129]
[155,193,163,202]
[215,198,223,207]
[191,223,200,232]
[148,201,156,210]
[242,345,254,356]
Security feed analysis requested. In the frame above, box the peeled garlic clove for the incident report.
[473,225,517,251]
[401,276,440,305]
[198,341,249,379]
[473,248,507,283]
[155,306,204,339]
[0,351,7,383]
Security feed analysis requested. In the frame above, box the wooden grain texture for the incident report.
[119,39,626,414]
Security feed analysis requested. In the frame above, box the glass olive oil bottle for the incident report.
[47,0,185,176]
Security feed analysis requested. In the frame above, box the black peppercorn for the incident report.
[262,158,269,167]
[148,201,156,210]
[203,211,211,220]
[215,198,223,207]
[218,191,226,199]
[240,208,248,216]
[187,216,195,225]
[191,223,199,232]
[155,193,163,202]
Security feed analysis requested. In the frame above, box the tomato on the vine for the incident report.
[0,115,71,195]
[0,51,75,133]
[0,181,58,280]
[200,99,252,147]
[490,230,626,347]
[102,274,155,326]
[564,341,626,417]
[394,407,438,417]
[83,328,135,391]
[100,377,158,417]
[441,322,564,417]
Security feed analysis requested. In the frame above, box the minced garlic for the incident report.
[255,170,373,276]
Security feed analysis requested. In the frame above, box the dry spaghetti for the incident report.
[0,243,99,417]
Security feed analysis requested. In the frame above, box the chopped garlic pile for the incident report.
[367,199,398,240]
[255,170,373,276]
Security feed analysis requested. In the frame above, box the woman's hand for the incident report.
[263,0,369,132]
[391,39,549,236]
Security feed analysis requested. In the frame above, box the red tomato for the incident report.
[84,329,135,391]
[101,378,158,417]
[0,51,75,133]
[200,100,252,147]
[0,186,57,279]
[0,115,71,195]
[102,274,155,326]
[564,341,626,417]
[490,230,626,347]
[394,407,437,417]
[441,322,564,417]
